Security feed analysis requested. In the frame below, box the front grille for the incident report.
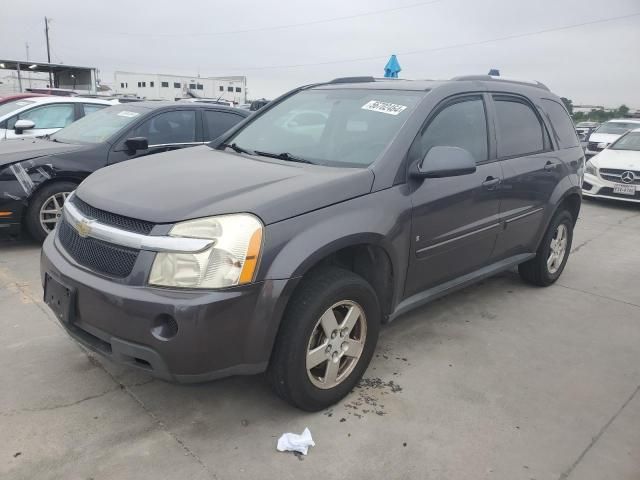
[587,142,603,152]
[72,196,154,235]
[58,219,139,278]
[597,187,640,200]
[599,168,640,185]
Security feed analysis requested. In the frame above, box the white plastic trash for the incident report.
[276,428,315,455]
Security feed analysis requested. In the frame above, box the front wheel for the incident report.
[25,182,76,242]
[268,267,381,411]
[519,209,574,286]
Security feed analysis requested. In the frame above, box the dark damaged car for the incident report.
[0,102,249,241]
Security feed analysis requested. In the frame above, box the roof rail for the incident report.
[329,76,376,84]
[452,75,550,91]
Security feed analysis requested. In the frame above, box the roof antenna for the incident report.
[488,69,500,76]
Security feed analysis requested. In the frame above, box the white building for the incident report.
[113,71,247,104]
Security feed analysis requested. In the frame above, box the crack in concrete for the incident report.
[570,229,608,254]
[555,282,640,309]
[559,384,640,480]
[0,386,121,417]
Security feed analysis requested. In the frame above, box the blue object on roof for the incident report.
[384,55,401,78]
[488,69,500,76]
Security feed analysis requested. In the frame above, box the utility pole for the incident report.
[44,16,52,86]
[25,42,32,88]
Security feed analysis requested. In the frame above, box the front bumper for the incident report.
[0,196,24,233]
[582,172,640,204]
[41,233,296,382]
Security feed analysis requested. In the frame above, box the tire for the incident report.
[518,209,574,286]
[268,267,381,411]
[25,181,77,243]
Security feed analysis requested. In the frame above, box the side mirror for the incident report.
[14,119,35,134]
[412,146,477,178]
[124,137,148,154]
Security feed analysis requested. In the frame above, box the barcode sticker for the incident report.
[361,100,407,115]
[117,111,140,118]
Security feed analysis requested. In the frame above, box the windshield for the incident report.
[611,132,640,151]
[226,88,424,167]
[595,122,640,135]
[51,105,146,144]
[0,99,35,119]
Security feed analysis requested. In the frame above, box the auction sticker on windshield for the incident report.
[361,100,407,115]
[117,111,140,118]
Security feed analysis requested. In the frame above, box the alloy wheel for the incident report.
[306,300,367,389]
[547,223,568,274]
[39,191,71,234]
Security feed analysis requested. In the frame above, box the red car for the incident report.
[0,93,49,105]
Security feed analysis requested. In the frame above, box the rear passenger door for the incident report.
[202,109,247,141]
[405,95,503,298]
[490,94,562,259]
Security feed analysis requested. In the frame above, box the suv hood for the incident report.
[76,146,375,225]
[0,137,85,167]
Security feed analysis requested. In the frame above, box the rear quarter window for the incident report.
[541,99,580,149]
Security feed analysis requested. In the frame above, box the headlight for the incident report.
[597,142,609,150]
[149,214,263,289]
[585,160,597,176]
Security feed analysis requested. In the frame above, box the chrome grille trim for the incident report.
[63,196,214,253]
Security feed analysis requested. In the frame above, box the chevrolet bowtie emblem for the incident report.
[75,218,93,238]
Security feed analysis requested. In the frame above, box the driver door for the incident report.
[405,95,502,298]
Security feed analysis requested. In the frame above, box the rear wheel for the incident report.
[268,267,380,411]
[25,182,76,242]
[519,209,573,286]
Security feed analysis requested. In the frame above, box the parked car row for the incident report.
[584,118,640,157]
[0,101,250,239]
[583,127,640,203]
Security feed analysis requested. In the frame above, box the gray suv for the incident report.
[41,76,584,411]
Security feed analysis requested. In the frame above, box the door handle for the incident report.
[544,160,560,171]
[482,176,501,189]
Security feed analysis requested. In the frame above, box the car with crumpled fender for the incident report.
[41,75,583,411]
[0,102,248,240]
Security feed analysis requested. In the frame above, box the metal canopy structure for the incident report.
[0,59,97,94]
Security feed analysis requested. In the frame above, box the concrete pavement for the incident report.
[1,199,639,479]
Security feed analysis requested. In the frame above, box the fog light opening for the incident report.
[151,314,179,341]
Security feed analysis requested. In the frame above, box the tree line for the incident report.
[561,97,632,122]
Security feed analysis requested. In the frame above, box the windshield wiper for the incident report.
[254,150,315,164]
[220,143,255,155]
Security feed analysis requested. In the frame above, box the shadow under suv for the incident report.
[41,75,584,411]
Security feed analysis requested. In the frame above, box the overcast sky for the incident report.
[1,0,639,107]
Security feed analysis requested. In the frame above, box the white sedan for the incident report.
[0,96,112,140]
[583,127,640,203]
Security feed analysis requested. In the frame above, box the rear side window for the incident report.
[419,98,488,163]
[203,110,245,141]
[83,103,107,116]
[493,97,545,157]
[542,99,579,149]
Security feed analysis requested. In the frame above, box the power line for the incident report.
[53,0,445,38]
[217,11,640,72]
